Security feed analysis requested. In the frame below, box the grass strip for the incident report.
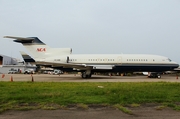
[1,82,180,112]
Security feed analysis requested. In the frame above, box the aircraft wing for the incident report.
[36,61,93,70]
[36,61,114,70]
[18,51,114,70]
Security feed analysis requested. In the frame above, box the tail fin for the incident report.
[20,51,35,63]
[4,36,50,59]
[4,36,72,60]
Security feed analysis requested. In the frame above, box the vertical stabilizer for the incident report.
[4,36,72,60]
[4,36,50,59]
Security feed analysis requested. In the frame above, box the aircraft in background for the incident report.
[20,51,35,63]
[4,36,179,78]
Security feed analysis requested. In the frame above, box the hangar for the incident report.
[0,54,18,66]
[0,54,36,74]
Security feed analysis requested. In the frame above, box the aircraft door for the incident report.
[117,56,122,65]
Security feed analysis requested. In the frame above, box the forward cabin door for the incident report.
[117,56,122,65]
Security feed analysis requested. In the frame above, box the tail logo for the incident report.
[37,48,46,52]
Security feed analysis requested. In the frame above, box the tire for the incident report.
[157,75,161,79]
[81,72,87,78]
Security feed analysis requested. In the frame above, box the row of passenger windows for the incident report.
[127,59,155,61]
[69,59,115,61]
[55,59,156,62]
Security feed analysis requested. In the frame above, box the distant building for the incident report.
[0,54,36,74]
[0,54,18,66]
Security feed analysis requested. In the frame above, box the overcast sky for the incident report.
[0,0,180,63]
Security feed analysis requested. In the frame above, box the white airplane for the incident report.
[4,36,179,78]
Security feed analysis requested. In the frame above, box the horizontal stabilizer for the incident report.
[4,36,45,45]
[4,36,34,40]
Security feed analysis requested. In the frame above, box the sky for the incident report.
[0,0,180,64]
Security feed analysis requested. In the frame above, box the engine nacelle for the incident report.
[49,48,72,54]
[53,56,70,63]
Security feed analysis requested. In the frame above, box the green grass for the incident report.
[1,82,180,113]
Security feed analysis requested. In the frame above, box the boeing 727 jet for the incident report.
[4,36,179,78]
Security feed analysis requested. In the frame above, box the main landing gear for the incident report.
[81,71,92,78]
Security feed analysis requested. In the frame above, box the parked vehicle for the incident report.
[51,70,63,75]
[8,69,18,74]
[24,69,35,74]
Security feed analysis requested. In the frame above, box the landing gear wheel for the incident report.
[81,72,87,78]
[81,72,92,78]
[157,75,161,79]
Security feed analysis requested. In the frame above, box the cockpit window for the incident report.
[168,58,172,62]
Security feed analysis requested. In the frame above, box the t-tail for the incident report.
[4,36,50,59]
[4,36,72,60]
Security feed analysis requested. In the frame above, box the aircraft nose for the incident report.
[176,63,179,67]
[173,62,179,68]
